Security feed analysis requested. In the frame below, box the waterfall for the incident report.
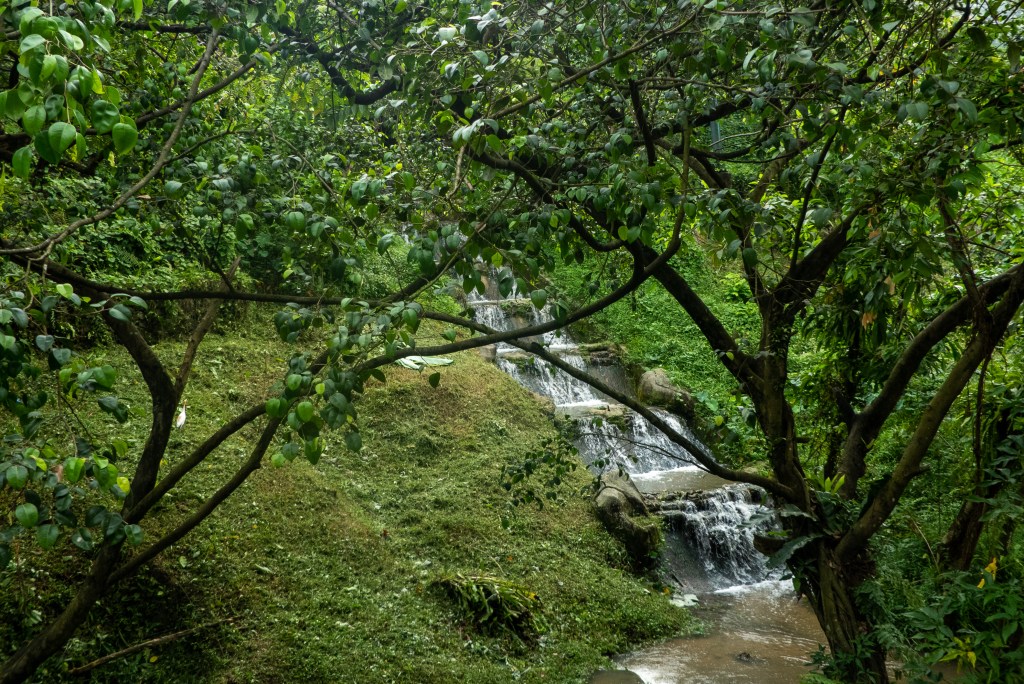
[464,282,776,589]
[659,487,775,587]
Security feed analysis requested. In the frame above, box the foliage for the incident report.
[0,335,695,682]
[500,435,581,513]
[2,0,1024,680]
[436,572,547,641]
[905,559,1024,683]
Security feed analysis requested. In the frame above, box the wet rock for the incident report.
[593,471,661,570]
[589,670,645,684]
[735,651,767,665]
[501,351,533,363]
[479,344,497,362]
[578,342,622,366]
[637,368,695,418]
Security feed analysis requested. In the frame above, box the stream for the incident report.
[464,281,827,683]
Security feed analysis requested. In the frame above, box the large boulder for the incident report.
[637,368,695,418]
[593,471,661,569]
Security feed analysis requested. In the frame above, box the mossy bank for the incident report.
[1,328,695,683]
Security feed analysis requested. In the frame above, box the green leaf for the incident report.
[133,0,143,20]
[304,438,322,465]
[16,502,39,528]
[19,34,46,54]
[55,283,74,299]
[91,365,116,390]
[768,533,821,568]
[48,121,76,155]
[265,398,286,418]
[36,524,59,549]
[12,145,33,179]
[428,372,441,388]
[112,123,137,154]
[64,457,86,483]
[108,305,130,322]
[284,211,306,231]
[6,464,28,489]
[22,105,46,136]
[285,373,303,391]
[51,348,72,367]
[90,100,120,133]
[57,29,84,50]
[296,401,315,422]
[271,452,287,467]
[34,130,59,164]
[955,98,978,123]
[530,289,548,310]
[345,430,363,452]
[164,180,184,198]
[904,102,929,121]
[3,89,26,120]
[124,524,143,546]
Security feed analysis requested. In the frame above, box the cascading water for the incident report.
[464,278,825,682]
[658,487,773,587]
[463,283,771,569]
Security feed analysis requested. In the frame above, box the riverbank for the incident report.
[0,329,695,683]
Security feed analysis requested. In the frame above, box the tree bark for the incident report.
[940,497,992,572]
[806,543,889,683]
[0,547,119,684]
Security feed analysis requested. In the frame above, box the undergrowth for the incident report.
[0,315,695,683]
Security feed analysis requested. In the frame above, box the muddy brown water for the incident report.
[611,580,825,683]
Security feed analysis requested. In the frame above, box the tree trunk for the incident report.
[940,496,994,572]
[806,543,888,683]
[0,547,118,684]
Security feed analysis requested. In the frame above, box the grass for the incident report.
[1,316,695,683]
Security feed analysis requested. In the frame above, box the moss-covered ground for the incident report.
[1,322,695,683]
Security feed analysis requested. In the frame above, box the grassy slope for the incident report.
[1,326,694,683]
[553,246,759,403]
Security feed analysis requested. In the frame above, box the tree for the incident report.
[2,0,1024,682]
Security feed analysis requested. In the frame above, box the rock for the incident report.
[530,392,556,416]
[637,368,695,418]
[593,471,661,570]
[496,351,533,365]
[735,651,767,665]
[589,670,646,684]
[578,342,622,366]
[479,344,497,362]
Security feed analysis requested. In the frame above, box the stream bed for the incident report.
[613,579,824,683]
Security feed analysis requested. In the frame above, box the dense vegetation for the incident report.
[2,0,1024,682]
[1,327,692,682]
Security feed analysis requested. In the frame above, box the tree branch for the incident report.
[174,257,241,397]
[0,30,223,256]
[837,265,1024,560]
[838,263,1023,495]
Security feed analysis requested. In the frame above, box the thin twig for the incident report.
[67,618,235,676]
